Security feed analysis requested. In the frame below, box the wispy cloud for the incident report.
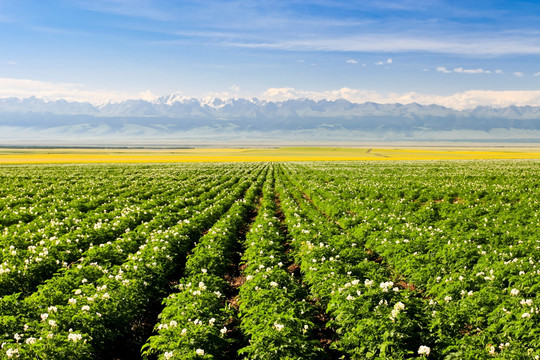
[365,0,432,12]
[437,66,452,73]
[453,67,491,74]
[46,1,540,62]
[438,66,494,74]
[513,71,524,77]
[29,26,86,36]
[534,72,540,77]
[73,0,174,21]
[86,0,540,62]
[87,1,539,58]
[230,33,540,56]
[346,59,358,64]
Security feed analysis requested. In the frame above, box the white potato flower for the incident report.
[418,345,431,356]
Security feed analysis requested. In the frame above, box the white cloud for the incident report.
[0,77,158,104]
[137,90,159,102]
[495,69,504,74]
[5,77,540,111]
[374,58,392,65]
[453,67,491,74]
[262,87,383,103]
[513,72,524,78]
[230,84,240,92]
[534,72,540,77]
[261,87,540,110]
[262,87,297,101]
[395,89,540,109]
[437,66,451,73]
[346,59,358,64]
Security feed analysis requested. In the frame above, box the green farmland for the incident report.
[1,160,539,359]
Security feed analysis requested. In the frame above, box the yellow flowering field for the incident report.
[1,146,540,163]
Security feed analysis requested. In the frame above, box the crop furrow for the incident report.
[141,166,267,360]
[234,165,325,360]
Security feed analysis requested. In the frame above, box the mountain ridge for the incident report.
[1,96,540,143]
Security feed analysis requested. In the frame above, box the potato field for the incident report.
[1,161,539,360]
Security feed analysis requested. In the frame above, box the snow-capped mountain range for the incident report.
[1,96,540,144]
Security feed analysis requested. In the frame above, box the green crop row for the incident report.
[142,166,266,360]
[237,167,322,360]
[1,160,539,360]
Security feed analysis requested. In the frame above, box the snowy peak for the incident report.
[1,95,540,121]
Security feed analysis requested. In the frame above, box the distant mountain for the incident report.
[1,96,540,145]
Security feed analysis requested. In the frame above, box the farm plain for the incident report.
[1,155,540,359]
[1,146,540,163]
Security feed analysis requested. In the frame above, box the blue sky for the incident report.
[1,0,540,108]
